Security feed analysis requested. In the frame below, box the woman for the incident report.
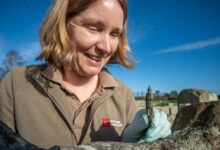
[0,0,171,148]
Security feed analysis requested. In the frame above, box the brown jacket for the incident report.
[0,64,137,149]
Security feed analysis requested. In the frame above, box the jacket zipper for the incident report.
[81,89,114,144]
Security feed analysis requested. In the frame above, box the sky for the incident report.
[0,0,220,95]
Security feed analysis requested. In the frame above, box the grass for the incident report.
[135,98,178,106]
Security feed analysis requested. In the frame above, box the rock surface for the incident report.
[172,101,220,131]
[0,101,220,150]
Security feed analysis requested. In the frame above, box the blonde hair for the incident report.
[37,0,134,69]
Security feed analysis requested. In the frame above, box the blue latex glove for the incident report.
[122,109,149,142]
[144,108,171,142]
[122,108,171,143]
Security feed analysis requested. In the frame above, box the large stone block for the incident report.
[178,88,218,110]
[172,101,220,131]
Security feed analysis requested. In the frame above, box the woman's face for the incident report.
[68,0,124,77]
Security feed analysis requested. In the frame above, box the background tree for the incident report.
[155,90,161,97]
[0,49,25,81]
[170,90,178,98]
[164,92,170,97]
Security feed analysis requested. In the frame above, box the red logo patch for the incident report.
[101,118,110,128]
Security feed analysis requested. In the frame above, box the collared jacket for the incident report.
[0,64,137,149]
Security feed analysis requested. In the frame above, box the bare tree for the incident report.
[170,90,178,98]
[3,50,25,72]
[0,50,25,81]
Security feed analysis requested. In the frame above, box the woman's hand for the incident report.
[122,109,149,142]
[144,108,171,142]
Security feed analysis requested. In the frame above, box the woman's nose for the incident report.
[96,34,112,54]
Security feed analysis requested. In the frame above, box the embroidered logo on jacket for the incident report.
[101,118,111,128]
[101,118,123,128]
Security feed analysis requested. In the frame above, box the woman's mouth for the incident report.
[84,53,104,62]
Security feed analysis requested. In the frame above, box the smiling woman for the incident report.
[0,0,171,149]
[36,0,133,102]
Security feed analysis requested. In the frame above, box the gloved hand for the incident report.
[122,109,149,142]
[144,108,171,142]
[122,108,171,143]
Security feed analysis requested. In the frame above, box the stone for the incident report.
[169,106,178,115]
[167,114,176,125]
[172,101,220,131]
[178,88,218,110]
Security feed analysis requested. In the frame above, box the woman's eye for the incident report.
[87,26,98,32]
[111,32,120,38]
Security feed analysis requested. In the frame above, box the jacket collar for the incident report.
[39,64,119,89]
